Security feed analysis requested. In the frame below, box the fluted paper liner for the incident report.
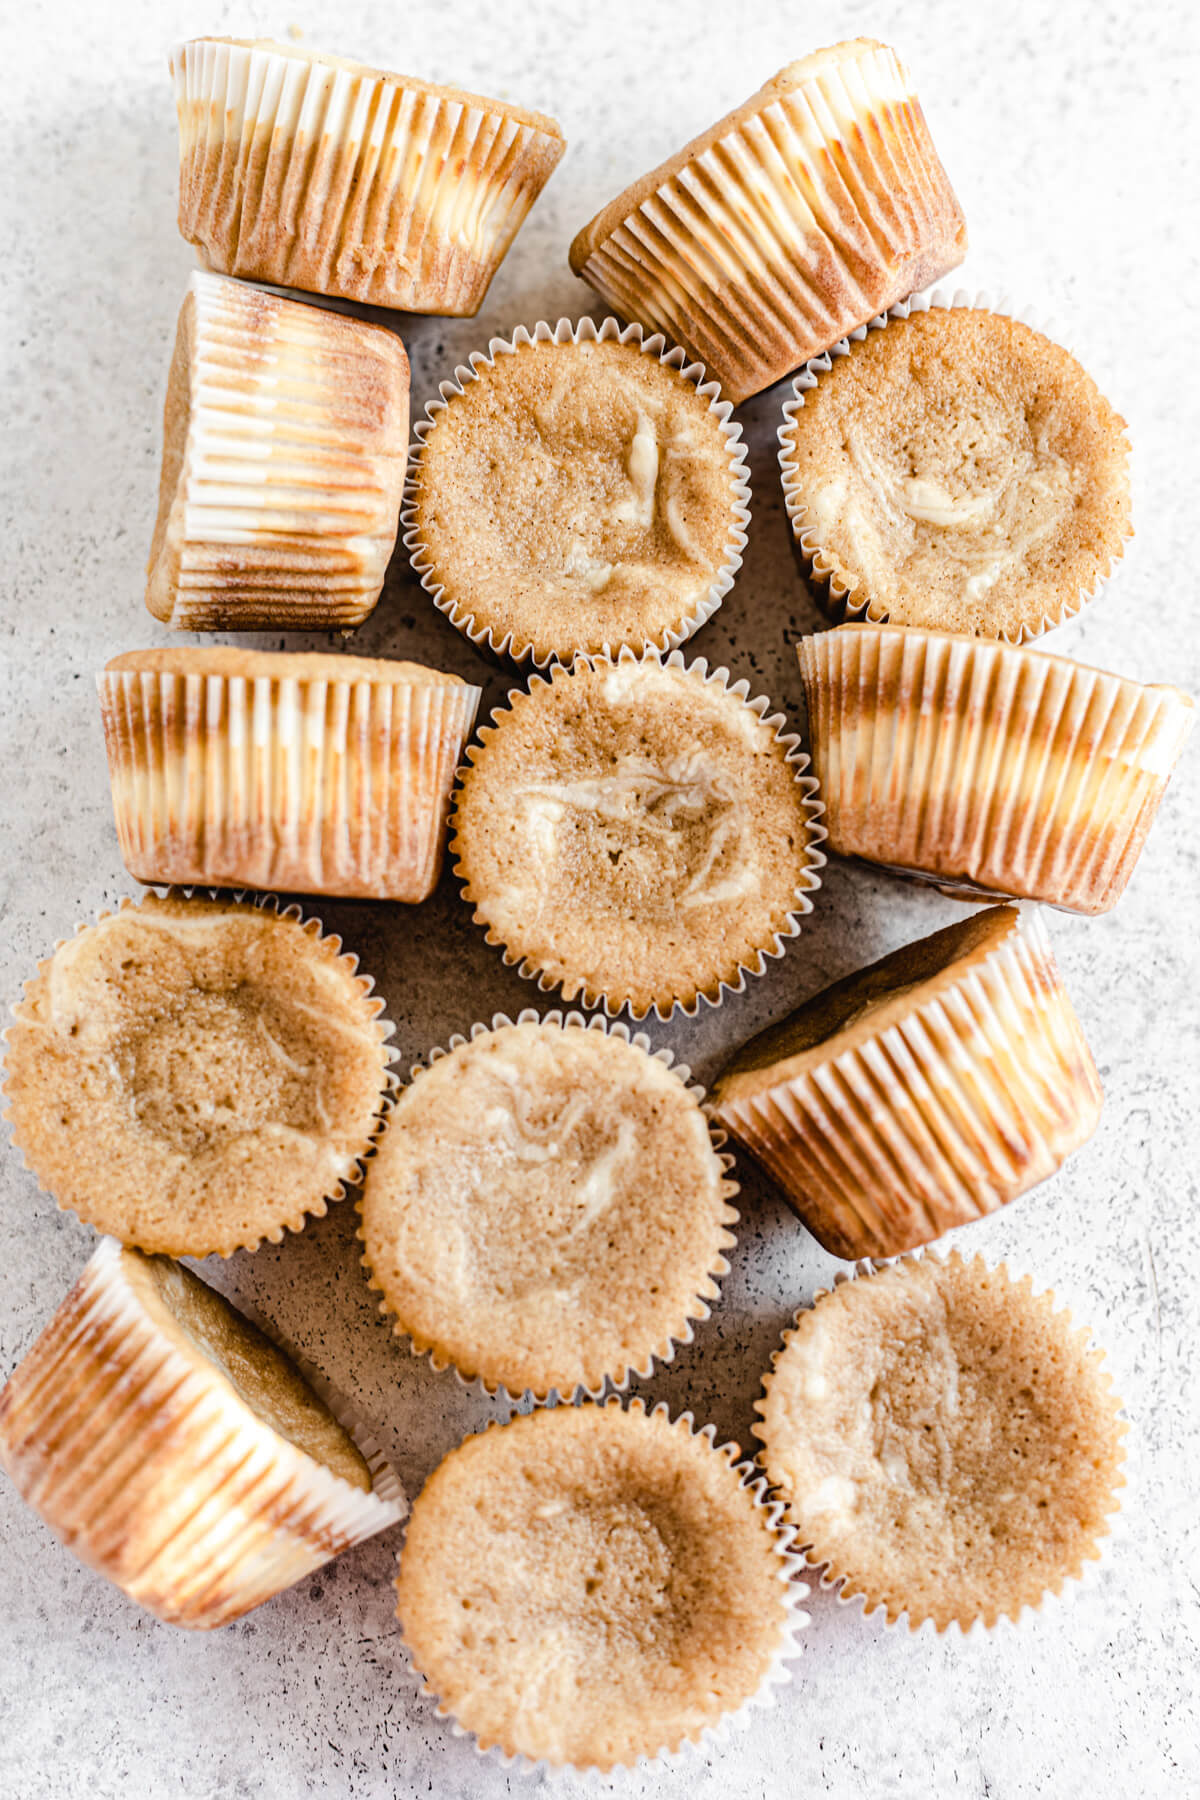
[714,908,1102,1260]
[2,890,398,1257]
[98,652,481,900]
[753,1252,1127,1633]
[146,270,410,632]
[394,1397,809,1773]
[172,37,564,314]
[401,316,752,668]
[778,290,1134,641]
[799,624,1194,914]
[569,39,965,405]
[0,1238,405,1629]
[450,647,827,1021]
[357,1009,739,1402]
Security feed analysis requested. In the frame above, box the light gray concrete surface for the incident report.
[1,1,1197,1795]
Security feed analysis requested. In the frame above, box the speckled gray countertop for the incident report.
[1,1,1197,1795]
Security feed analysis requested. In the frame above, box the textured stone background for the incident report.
[1,1,1197,1795]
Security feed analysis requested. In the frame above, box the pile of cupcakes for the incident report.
[1,31,1192,1777]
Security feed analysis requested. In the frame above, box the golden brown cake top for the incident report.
[4,893,391,1257]
[410,335,740,661]
[757,1254,1125,1629]
[360,1020,734,1396]
[783,309,1132,638]
[395,1403,790,1768]
[105,647,466,687]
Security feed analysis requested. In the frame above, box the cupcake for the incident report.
[172,38,565,314]
[395,1401,803,1769]
[755,1254,1127,1629]
[98,649,480,901]
[146,272,410,632]
[569,40,965,405]
[0,1239,404,1628]
[451,651,826,1018]
[778,302,1132,640]
[3,892,393,1256]
[359,1013,738,1397]
[712,907,1101,1260]
[799,624,1195,913]
[403,318,751,666]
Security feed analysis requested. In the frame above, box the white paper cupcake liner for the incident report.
[450,646,827,1022]
[401,315,752,670]
[356,1007,739,1404]
[778,289,1135,642]
[2,888,398,1258]
[393,1397,809,1774]
[0,1237,406,1630]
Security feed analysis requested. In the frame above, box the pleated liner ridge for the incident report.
[172,39,565,313]
[715,911,1103,1261]
[571,42,965,406]
[0,1239,404,1630]
[98,662,480,900]
[799,626,1195,914]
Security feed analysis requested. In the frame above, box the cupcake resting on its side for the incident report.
[395,1401,801,1769]
[779,305,1132,640]
[713,906,1102,1260]
[756,1254,1126,1629]
[799,623,1194,914]
[3,892,393,1257]
[451,652,825,1018]
[404,320,750,665]
[147,272,410,632]
[570,39,965,405]
[0,1239,404,1628]
[99,649,480,901]
[359,1015,737,1397]
[172,38,565,314]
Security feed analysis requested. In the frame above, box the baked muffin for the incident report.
[172,38,564,313]
[147,272,410,631]
[395,1401,802,1769]
[713,907,1101,1260]
[0,1239,404,1628]
[799,624,1194,913]
[99,649,480,900]
[451,653,826,1018]
[403,319,750,665]
[359,1015,737,1397]
[755,1254,1126,1629]
[569,40,965,405]
[779,305,1132,639]
[3,893,393,1256]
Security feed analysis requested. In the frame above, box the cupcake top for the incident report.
[780,307,1132,639]
[395,1402,794,1769]
[451,655,823,1016]
[105,647,467,687]
[756,1254,1126,1629]
[4,893,392,1256]
[407,332,745,664]
[359,1018,735,1396]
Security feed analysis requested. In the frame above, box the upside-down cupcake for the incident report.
[0,1239,404,1628]
[713,907,1101,1260]
[99,649,480,901]
[569,40,965,405]
[147,272,410,632]
[451,652,826,1018]
[779,303,1132,640]
[172,38,565,313]
[755,1254,1126,1629]
[403,318,751,665]
[3,892,393,1256]
[359,1014,737,1398]
[799,624,1194,913]
[395,1401,803,1769]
